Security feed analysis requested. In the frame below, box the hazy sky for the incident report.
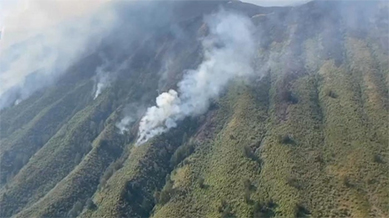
[0,0,110,49]
[0,0,310,49]
[241,0,311,6]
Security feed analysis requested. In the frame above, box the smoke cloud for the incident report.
[0,0,112,49]
[0,0,116,109]
[136,10,256,145]
[115,103,146,134]
[116,116,135,134]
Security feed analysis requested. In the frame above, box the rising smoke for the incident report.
[116,116,134,134]
[0,0,117,109]
[136,10,256,145]
[94,72,111,100]
[115,103,146,134]
[0,0,188,109]
[93,55,113,100]
[93,52,135,100]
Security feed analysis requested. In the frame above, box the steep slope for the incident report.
[0,1,388,218]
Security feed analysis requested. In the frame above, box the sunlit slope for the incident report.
[150,41,388,218]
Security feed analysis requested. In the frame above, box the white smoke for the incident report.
[94,71,111,100]
[14,98,21,106]
[93,61,112,100]
[93,55,131,100]
[0,0,116,109]
[136,10,256,145]
[115,103,146,134]
[115,116,134,134]
[0,0,112,50]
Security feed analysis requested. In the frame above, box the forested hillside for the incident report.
[0,1,388,217]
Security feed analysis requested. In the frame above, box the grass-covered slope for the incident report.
[150,2,389,217]
[14,119,126,218]
[0,89,115,216]
[0,81,93,185]
[152,43,388,218]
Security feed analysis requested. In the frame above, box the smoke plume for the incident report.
[136,10,256,145]
[94,74,111,100]
[115,103,146,134]
[93,56,113,100]
[116,116,135,134]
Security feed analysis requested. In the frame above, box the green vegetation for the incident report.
[0,81,93,185]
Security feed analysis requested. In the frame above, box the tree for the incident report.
[74,153,82,164]
[67,201,83,217]
[158,177,174,205]
[279,134,295,145]
[170,142,195,167]
[197,177,206,189]
[86,198,97,210]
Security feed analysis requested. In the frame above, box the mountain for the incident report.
[0,1,388,217]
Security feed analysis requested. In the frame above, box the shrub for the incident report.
[244,190,252,204]
[153,191,160,204]
[243,146,261,165]
[141,198,154,213]
[197,177,206,189]
[67,201,83,217]
[296,205,311,217]
[327,90,338,98]
[279,134,295,145]
[170,142,195,167]
[253,200,277,218]
[218,200,235,218]
[243,179,255,191]
[282,91,298,104]
[343,176,354,188]
[243,179,255,204]
[373,154,384,164]
[100,167,114,188]
[287,178,302,190]
[86,198,97,210]
[74,153,82,164]
[158,188,173,205]
[112,160,123,171]
[158,178,174,205]
[99,159,123,189]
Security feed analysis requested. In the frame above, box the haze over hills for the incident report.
[0,0,388,217]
